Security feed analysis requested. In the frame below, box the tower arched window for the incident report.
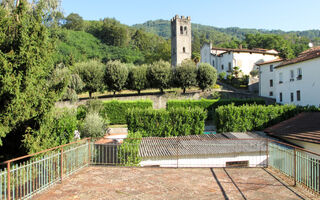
[183,47,186,53]
[180,26,183,34]
[184,26,187,34]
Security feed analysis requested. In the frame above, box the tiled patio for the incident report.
[34,167,311,200]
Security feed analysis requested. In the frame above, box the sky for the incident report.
[61,0,320,31]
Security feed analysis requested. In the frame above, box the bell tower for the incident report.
[171,15,192,66]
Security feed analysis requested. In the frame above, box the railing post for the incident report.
[60,148,63,182]
[293,148,296,186]
[266,138,269,168]
[7,162,10,200]
[176,138,179,168]
[88,139,91,165]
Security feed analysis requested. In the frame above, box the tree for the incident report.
[74,60,105,98]
[147,60,172,93]
[128,65,148,94]
[175,60,197,93]
[104,60,129,95]
[197,63,217,91]
[63,13,84,31]
[0,0,67,154]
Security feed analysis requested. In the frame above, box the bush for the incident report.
[197,63,217,91]
[175,60,197,93]
[102,100,153,124]
[79,112,106,138]
[76,99,108,123]
[215,104,301,133]
[147,60,172,93]
[218,72,226,80]
[166,98,266,120]
[126,107,207,137]
[23,108,78,153]
[104,60,129,95]
[118,131,142,166]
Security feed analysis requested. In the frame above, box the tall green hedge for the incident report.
[126,107,207,137]
[102,100,153,124]
[215,104,301,132]
[167,98,266,120]
[118,131,142,166]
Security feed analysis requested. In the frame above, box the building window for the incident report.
[290,92,294,102]
[270,65,273,72]
[183,47,186,53]
[269,91,273,96]
[212,60,215,66]
[297,90,301,101]
[180,26,183,34]
[279,73,283,84]
[279,92,283,102]
[270,79,273,87]
[290,70,294,81]
[221,64,224,70]
[184,26,187,34]
[297,68,302,80]
[228,62,232,71]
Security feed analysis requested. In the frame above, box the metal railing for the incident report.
[268,140,320,194]
[0,138,89,200]
[0,137,319,199]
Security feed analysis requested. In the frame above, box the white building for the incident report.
[200,43,279,76]
[259,47,320,106]
[257,59,283,98]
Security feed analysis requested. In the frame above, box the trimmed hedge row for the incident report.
[102,100,153,124]
[126,107,207,137]
[214,104,319,133]
[166,98,266,120]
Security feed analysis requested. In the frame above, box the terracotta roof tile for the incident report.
[264,112,320,144]
[256,58,284,66]
[276,47,320,68]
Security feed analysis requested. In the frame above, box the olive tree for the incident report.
[197,63,217,91]
[104,60,129,95]
[74,60,105,98]
[147,60,171,93]
[128,65,148,94]
[175,60,197,93]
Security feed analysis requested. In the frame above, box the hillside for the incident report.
[132,20,320,46]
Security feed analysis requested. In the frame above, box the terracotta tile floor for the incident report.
[34,167,313,200]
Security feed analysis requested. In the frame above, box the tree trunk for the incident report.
[160,88,164,93]
[138,90,141,95]
[113,91,116,96]
[183,88,186,94]
[89,91,92,99]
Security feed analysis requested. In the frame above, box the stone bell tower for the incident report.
[171,15,192,67]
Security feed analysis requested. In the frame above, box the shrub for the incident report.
[23,108,78,153]
[175,60,197,93]
[215,104,301,133]
[127,65,148,94]
[104,60,129,95]
[102,100,153,124]
[79,112,106,138]
[126,107,207,137]
[147,60,172,93]
[166,98,266,120]
[76,99,109,123]
[197,63,217,91]
[118,131,142,166]
[218,72,226,80]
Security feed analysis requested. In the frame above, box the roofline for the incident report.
[275,54,320,69]
[211,47,279,56]
[256,59,284,66]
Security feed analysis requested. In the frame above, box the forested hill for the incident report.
[132,19,320,46]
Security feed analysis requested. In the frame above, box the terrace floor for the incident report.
[34,167,312,200]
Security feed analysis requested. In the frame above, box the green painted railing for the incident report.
[269,142,320,194]
[0,139,89,200]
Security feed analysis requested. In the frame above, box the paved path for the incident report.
[34,167,311,200]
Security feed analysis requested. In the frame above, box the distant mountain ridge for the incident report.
[132,19,320,45]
